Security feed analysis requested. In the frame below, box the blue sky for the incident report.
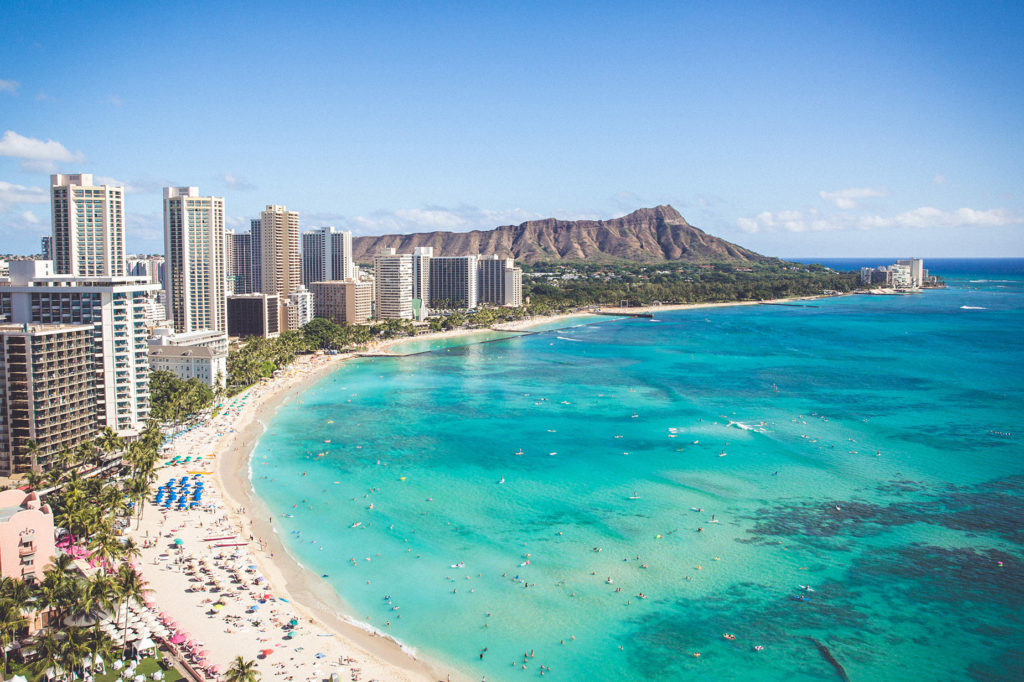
[1,0,1022,257]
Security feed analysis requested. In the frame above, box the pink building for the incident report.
[0,489,56,584]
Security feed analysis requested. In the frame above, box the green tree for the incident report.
[114,563,149,656]
[225,655,262,682]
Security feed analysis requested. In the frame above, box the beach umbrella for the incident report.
[261,649,274,656]
[289,618,299,626]
[212,603,224,611]
[9,675,28,682]
[174,538,184,546]
[152,672,164,680]
[208,665,220,675]
[169,633,186,644]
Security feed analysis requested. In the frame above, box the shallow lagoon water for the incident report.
[252,262,1023,681]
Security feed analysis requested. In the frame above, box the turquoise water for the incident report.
[252,263,1024,681]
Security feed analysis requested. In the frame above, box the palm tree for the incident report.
[114,564,149,656]
[125,476,151,530]
[31,629,65,681]
[225,655,261,682]
[95,427,124,466]
[77,573,118,672]
[23,438,40,474]
[87,528,122,574]
[0,600,24,675]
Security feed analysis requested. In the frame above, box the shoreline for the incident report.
[128,350,453,682]
[128,292,849,681]
[214,354,452,681]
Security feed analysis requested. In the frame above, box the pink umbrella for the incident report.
[170,633,186,645]
[208,665,221,674]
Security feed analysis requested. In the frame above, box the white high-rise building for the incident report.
[163,187,227,333]
[412,246,433,306]
[0,260,158,438]
[373,248,413,319]
[50,173,126,277]
[897,258,924,288]
[302,226,353,286]
[477,255,523,307]
[285,284,315,329]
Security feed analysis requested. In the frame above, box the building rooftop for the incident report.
[149,346,221,359]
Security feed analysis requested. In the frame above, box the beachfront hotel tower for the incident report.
[257,205,300,297]
[301,226,353,286]
[228,230,253,294]
[0,260,157,440]
[429,255,478,310]
[477,255,523,307]
[163,187,228,333]
[258,206,301,329]
[373,248,413,319]
[50,173,126,277]
[0,323,98,476]
[309,280,372,324]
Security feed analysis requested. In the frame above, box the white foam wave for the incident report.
[960,306,987,310]
[340,615,419,656]
[556,336,582,342]
[727,420,766,433]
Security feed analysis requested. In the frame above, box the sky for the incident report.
[1,0,1022,258]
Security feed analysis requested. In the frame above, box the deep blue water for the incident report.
[251,259,1024,681]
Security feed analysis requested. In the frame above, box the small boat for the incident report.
[451,561,465,569]
[350,522,362,528]
[798,585,815,592]
[514,449,524,456]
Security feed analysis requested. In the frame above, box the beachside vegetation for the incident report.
[225,655,261,681]
[0,420,186,680]
[521,261,866,309]
[149,371,215,425]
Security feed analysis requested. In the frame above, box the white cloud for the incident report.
[933,174,947,185]
[21,210,40,225]
[0,130,85,172]
[738,205,1020,234]
[222,173,255,191]
[0,180,48,212]
[108,94,123,106]
[819,187,888,209]
[35,91,54,102]
[0,80,19,94]
[864,206,1018,229]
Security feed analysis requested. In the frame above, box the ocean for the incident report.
[251,259,1023,681]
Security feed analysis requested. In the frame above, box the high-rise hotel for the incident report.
[163,187,227,333]
[373,248,413,319]
[50,173,126,277]
[429,256,478,310]
[301,226,353,285]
